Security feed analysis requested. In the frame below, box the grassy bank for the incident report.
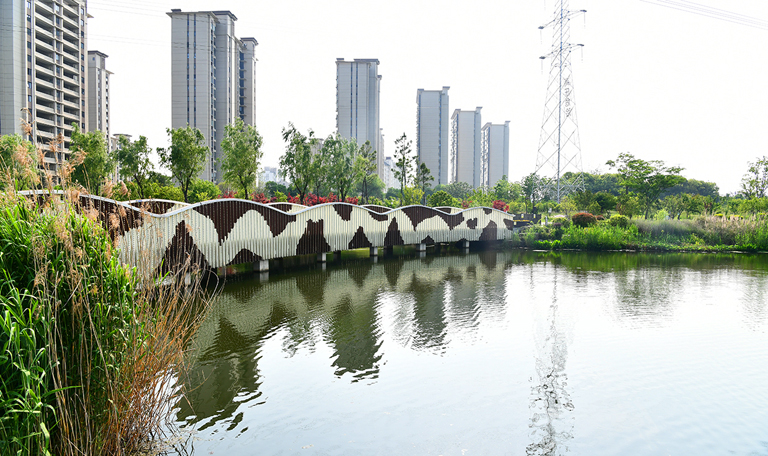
[520,216,768,252]
[1,139,212,454]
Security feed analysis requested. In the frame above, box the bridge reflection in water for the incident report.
[175,249,521,431]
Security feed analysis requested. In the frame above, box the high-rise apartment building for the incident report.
[87,50,110,147]
[335,58,384,179]
[450,107,482,187]
[1,0,89,174]
[416,87,450,186]
[481,121,510,188]
[383,155,395,190]
[168,9,257,182]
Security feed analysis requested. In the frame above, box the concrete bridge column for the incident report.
[461,240,470,253]
[370,247,378,257]
[317,253,327,263]
[417,243,427,252]
[253,260,269,272]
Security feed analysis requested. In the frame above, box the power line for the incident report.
[639,0,768,30]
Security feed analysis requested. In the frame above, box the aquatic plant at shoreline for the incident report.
[522,215,768,252]
[0,127,213,455]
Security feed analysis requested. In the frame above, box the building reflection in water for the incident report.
[527,266,574,456]
[176,250,517,429]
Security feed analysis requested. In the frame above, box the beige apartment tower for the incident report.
[87,50,111,148]
[416,87,450,186]
[450,107,482,187]
[481,121,510,188]
[168,9,257,182]
[336,58,384,180]
[0,0,89,174]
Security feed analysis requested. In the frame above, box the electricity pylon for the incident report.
[534,0,586,203]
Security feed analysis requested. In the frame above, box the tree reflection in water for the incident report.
[176,250,515,429]
[527,267,574,456]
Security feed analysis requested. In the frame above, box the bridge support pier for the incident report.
[461,240,470,253]
[317,253,327,263]
[417,243,427,252]
[370,246,378,257]
[253,260,269,272]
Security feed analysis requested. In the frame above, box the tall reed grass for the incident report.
[0,125,213,455]
[525,215,768,252]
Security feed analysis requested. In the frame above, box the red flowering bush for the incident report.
[251,193,276,204]
[572,212,597,227]
[492,200,510,212]
[286,193,359,206]
[219,190,236,199]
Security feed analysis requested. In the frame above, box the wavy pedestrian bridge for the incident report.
[72,195,540,275]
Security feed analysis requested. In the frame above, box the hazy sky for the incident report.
[86,0,768,194]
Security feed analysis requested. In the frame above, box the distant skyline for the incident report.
[86,0,768,194]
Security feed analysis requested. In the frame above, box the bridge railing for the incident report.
[21,192,541,275]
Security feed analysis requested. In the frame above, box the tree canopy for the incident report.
[606,152,684,219]
[157,126,208,203]
[70,124,114,194]
[279,123,315,204]
[740,156,768,199]
[221,118,263,198]
[392,133,413,205]
[114,135,152,199]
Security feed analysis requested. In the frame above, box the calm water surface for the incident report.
[175,250,768,455]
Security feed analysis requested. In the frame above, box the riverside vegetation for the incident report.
[0,126,213,455]
[518,212,768,252]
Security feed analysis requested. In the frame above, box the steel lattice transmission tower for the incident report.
[534,1,587,203]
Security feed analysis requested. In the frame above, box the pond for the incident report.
[174,249,768,455]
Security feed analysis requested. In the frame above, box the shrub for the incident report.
[429,190,460,208]
[609,214,630,228]
[492,200,510,212]
[572,212,597,227]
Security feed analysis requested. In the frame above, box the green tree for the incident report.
[440,181,472,200]
[606,152,684,219]
[70,124,114,194]
[279,123,315,204]
[114,135,152,199]
[354,174,385,201]
[0,134,40,190]
[189,178,221,203]
[594,191,617,213]
[616,193,641,219]
[521,173,547,213]
[324,134,358,201]
[428,190,461,208]
[401,186,424,206]
[392,133,413,205]
[353,140,377,204]
[221,118,263,198]
[493,176,521,202]
[662,193,689,219]
[264,181,289,198]
[740,156,768,199]
[157,126,208,203]
[413,162,434,204]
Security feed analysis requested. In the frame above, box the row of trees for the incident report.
[278,124,383,204]
[5,118,766,218]
[4,119,264,203]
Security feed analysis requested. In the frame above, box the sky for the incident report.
[86,0,768,195]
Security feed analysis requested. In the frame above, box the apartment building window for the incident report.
[27,41,31,49]
[27,14,31,21]
[27,28,31,36]
[28,95,32,102]
[26,1,30,8]
[27,55,31,62]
